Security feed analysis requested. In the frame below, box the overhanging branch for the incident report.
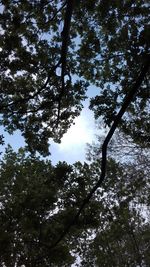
[49,57,150,249]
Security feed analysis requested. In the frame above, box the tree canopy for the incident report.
[0,0,149,154]
[0,0,150,266]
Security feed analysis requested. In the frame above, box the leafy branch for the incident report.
[0,0,74,128]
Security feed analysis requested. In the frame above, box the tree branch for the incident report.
[49,57,150,249]
[49,1,68,22]
[61,0,74,70]
[56,0,75,125]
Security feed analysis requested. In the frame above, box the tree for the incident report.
[0,0,88,155]
[0,144,149,266]
[83,135,150,267]
[0,146,73,266]
[74,0,150,145]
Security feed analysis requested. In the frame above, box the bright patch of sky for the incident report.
[50,98,97,164]
[59,113,93,150]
